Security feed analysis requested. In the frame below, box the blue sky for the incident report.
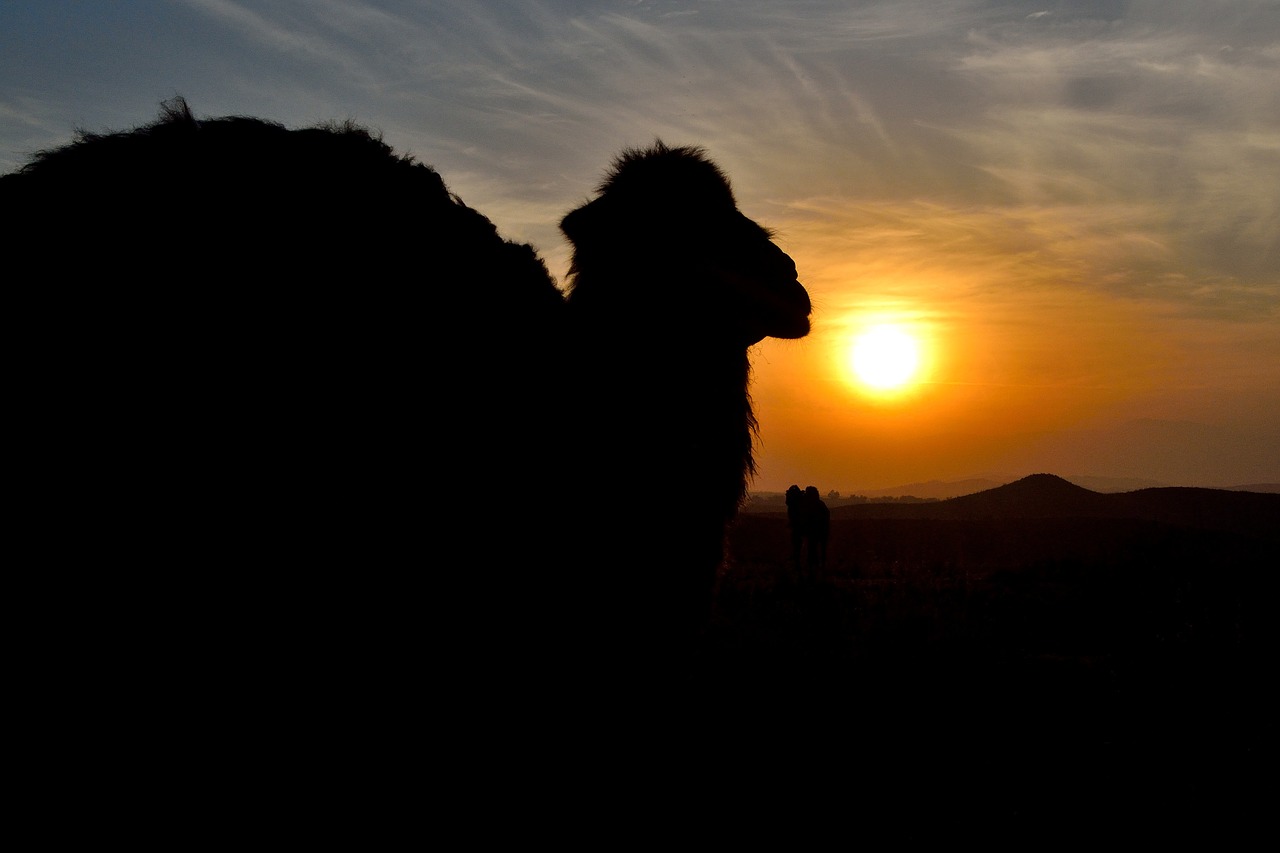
[4,1,1278,490]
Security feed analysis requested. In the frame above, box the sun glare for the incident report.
[849,324,922,393]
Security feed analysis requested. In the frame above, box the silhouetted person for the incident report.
[786,485,807,574]
[804,485,830,579]
[785,484,829,582]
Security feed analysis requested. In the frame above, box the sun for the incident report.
[849,324,922,392]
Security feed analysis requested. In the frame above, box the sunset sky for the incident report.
[4,1,1277,493]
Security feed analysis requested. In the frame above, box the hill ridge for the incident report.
[825,473,1280,540]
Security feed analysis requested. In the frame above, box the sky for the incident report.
[3,1,1278,493]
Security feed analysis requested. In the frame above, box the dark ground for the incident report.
[689,499,1273,757]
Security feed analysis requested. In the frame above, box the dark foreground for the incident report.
[691,499,1273,757]
[66,481,1270,839]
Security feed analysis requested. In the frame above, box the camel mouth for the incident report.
[745,288,811,344]
[774,315,811,339]
[764,278,812,340]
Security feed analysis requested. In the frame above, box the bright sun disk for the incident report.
[850,325,921,391]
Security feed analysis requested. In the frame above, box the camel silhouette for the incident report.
[551,142,811,698]
[2,101,812,742]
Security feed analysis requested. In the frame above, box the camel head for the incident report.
[561,141,811,347]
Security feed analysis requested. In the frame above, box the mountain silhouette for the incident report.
[829,472,1280,540]
[854,477,1007,499]
[949,472,1104,516]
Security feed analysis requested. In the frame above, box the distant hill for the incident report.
[745,473,1280,513]
[1227,483,1280,494]
[821,473,1195,500]
[1062,474,1168,493]
[827,473,1280,540]
[855,477,1007,499]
